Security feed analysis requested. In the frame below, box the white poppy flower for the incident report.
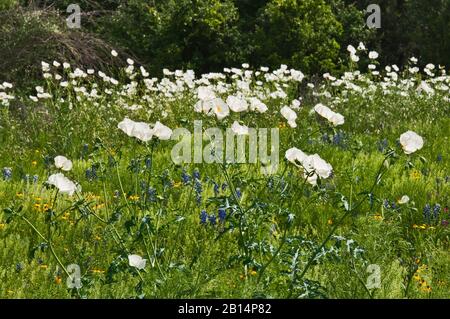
[369,51,379,59]
[357,42,366,51]
[398,195,410,204]
[314,103,333,118]
[47,173,80,196]
[417,81,435,95]
[210,98,230,120]
[41,61,50,72]
[54,156,73,171]
[226,95,248,112]
[131,122,153,142]
[314,104,344,126]
[198,86,216,101]
[231,121,249,135]
[118,118,136,136]
[194,100,206,113]
[249,97,268,113]
[347,45,356,55]
[285,148,333,186]
[350,54,360,62]
[285,147,307,165]
[128,254,146,270]
[303,154,333,179]
[152,121,172,140]
[118,118,153,142]
[399,131,424,154]
[111,50,118,57]
[328,112,345,126]
[280,106,297,128]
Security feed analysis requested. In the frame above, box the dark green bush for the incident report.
[97,0,243,74]
[251,0,343,73]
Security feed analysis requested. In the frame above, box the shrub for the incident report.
[251,0,343,74]
[0,7,123,90]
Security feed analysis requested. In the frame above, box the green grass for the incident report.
[0,62,449,299]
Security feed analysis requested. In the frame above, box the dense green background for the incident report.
[0,0,449,87]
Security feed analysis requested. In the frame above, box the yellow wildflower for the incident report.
[91,269,105,274]
[410,169,421,180]
[55,276,62,284]
[373,214,383,221]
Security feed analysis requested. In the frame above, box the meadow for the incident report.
[0,46,448,298]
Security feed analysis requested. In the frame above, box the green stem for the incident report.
[221,164,249,261]
[287,152,393,298]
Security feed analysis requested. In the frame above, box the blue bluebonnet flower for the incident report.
[200,210,208,224]
[378,139,388,152]
[15,263,23,272]
[181,170,191,184]
[23,174,30,183]
[147,187,156,202]
[436,154,442,162]
[279,178,286,191]
[209,214,217,226]
[33,175,39,184]
[433,204,441,220]
[213,182,219,195]
[145,157,152,169]
[193,169,200,180]
[383,199,390,209]
[113,190,120,198]
[218,208,226,222]
[194,179,202,205]
[221,183,227,191]
[82,144,89,158]
[85,166,98,181]
[108,155,116,167]
[140,181,147,191]
[2,167,12,181]
[321,133,330,143]
[43,156,52,168]
[129,159,140,173]
[235,188,242,199]
[333,132,344,146]
[423,204,431,223]
[161,169,173,190]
